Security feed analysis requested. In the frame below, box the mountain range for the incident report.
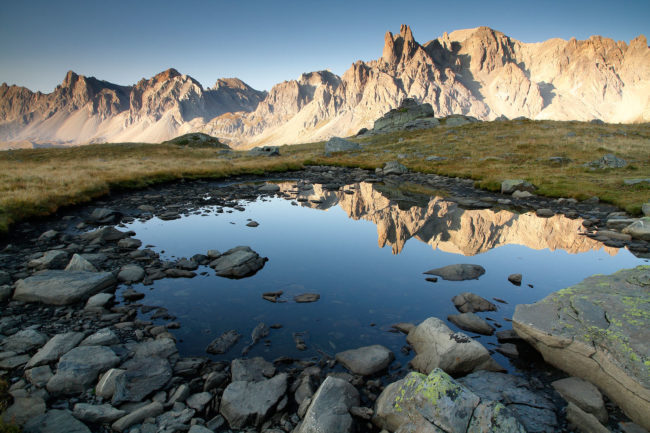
[1,25,648,149]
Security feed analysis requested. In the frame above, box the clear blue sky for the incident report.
[1,0,648,93]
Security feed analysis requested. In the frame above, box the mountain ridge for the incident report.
[1,25,648,149]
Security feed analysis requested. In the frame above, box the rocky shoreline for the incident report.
[0,165,648,433]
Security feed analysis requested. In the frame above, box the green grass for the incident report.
[0,119,648,234]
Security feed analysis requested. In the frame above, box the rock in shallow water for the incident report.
[206,330,240,354]
[423,264,485,281]
[448,312,495,335]
[209,246,267,278]
[451,292,497,313]
[407,317,503,376]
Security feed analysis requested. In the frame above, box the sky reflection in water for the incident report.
[123,182,646,371]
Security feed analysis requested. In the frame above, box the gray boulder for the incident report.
[622,217,650,241]
[25,365,54,387]
[28,250,69,270]
[117,264,145,283]
[325,137,360,153]
[26,332,85,368]
[47,346,120,394]
[443,114,479,127]
[407,317,503,375]
[2,329,47,353]
[423,264,485,281]
[79,226,128,242]
[335,345,394,376]
[501,179,536,194]
[513,265,650,430]
[13,270,117,305]
[65,254,98,272]
[112,357,172,404]
[451,292,497,313]
[373,98,435,132]
[84,293,113,310]
[458,371,558,433]
[220,373,288,428]
[209,246,267,278]
[24,410,91,433]
[382,161,408,175]
[296,376,359,433]
[248,146,280,157]
[88,208,121,224]
[374,369,479,433]
[585,153,628,169]
[448,312,495,335]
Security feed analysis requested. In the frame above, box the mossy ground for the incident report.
[1,119,648,234]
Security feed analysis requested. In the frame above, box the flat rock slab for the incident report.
[220,373,288,428]
[47,346,120,394]
[513,265,650,430]
[424,264,485,281]
[335,344,394,376]
[27,332,85,368]
[2,329,47,353]
[112,357,172,404]
[552,377,607,423]
[14,270,117,305]
[209,246,267,278]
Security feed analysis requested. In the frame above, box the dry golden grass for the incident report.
[0,119,648,234]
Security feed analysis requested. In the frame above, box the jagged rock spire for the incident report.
[382,24,421,65]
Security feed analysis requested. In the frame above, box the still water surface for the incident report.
[123,182,646,370]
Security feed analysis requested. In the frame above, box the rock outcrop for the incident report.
[513,266,650,430]
[2,26,648,149]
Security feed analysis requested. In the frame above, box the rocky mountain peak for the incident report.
[382,24,422,65]
[61,70,80,88]
[153,68,182,84]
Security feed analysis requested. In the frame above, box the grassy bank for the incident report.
[1,119,648,234]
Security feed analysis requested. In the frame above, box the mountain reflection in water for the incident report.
[122,180,640,368]
[277,181,618,256]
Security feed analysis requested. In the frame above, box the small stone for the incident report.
[80,328,119,346]
[552,377,608,423]
[448,312,495,335]
[111,402,164,432]
[186,392,212,412]
[25,365,54,388]
[73,403,126,424]
[508,273,522,285]
[118,264,145,283]
[294,293,320,303]
[423,264,485,281]
[206,330,240,354]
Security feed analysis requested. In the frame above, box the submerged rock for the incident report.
[206,330,241,354]
[423,264,486,281]
[513,266,650,430]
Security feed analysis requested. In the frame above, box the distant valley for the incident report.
[1,25,648,149]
